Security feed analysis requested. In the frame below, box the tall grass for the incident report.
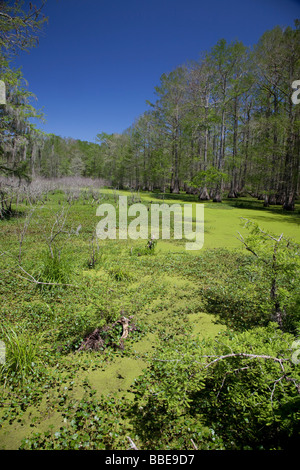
[38,248,71,285]
[0,325,44,383]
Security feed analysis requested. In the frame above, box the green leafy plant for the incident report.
[199,276,271,331]
[129,324,300,450]
[237,219,300,332]
[109,267,132,281]
[20,393,128,450]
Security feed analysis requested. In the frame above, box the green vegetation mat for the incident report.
[0,189,299,450]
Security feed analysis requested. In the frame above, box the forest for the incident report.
[0,0,299,453]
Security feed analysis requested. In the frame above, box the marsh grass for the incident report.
[37,248,71,286]
[0,325,45,383]
[109,266,133,281]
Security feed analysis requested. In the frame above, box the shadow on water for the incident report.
[147,191,299,218]
[224,198,300,218]
[146,191,300,215]
[147,190,199,203]
[225,198,300,225]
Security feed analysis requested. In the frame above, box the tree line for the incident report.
[0,1,299,210]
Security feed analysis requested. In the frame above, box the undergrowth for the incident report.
[0,190,299,450]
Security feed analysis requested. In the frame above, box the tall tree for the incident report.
[0,0,47,60]
[253,21,300,210]
[91,21,300,209]
[0,0,47,179]
[147,67,188,193]
[206,39,250,201]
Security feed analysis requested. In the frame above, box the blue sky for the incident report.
[11,0,300,143]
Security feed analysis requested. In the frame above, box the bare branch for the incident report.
[199,353,287,371]
[16,263,79,288]
[236,231,260,259]
[190,439,198,450]
[127,436,139,450]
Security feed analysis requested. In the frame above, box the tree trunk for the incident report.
[172,125,180,193]
[213,191,222,203]
[228,96,239,198]
[282,108,296,211]
[199,186,210,200]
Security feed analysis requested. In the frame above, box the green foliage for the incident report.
[109,266,132,282]
[0,190,299,450]
[238,219,300,332]
[146,235,157,253]
[200,279,271,331]
[0,1,47,59]
[55,307,104,353]
[190,167,229,190]
[129,324,300,450]
[0,1,47,182]
[0,324,44,384]
[20,393,128,450]
[37,248,71,286]
[129,236,158,257]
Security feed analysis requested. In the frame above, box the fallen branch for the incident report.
[1,249,79,288]
[127,436,139,450]
[190,438,198,450]
[16,261,79,288]
[152,352,300,396]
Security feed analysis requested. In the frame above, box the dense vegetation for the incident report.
[0,184,299,450]
[0,1,300,452]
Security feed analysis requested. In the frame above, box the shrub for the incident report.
[237,220,300,333]
[129,324,300,450]
[200,281,271,331]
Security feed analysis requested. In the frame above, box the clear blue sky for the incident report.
[11,0,300,143]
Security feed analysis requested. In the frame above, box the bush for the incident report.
[129,324,300,450]
[237,220,300,333]
[200,281,271,330]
